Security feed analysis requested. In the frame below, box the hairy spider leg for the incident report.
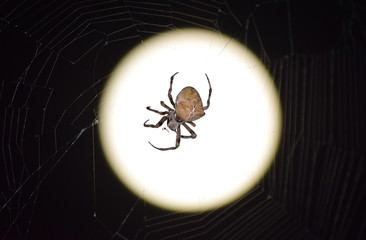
[143,116,169,128]
[149,124,181,151]
[180,122,197,139]
[160,101,174,112]
[202,73,212,110]
[187,121,196,127]
[168,72,179,107]
[146,106,168,115]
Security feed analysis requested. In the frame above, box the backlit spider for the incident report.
[144,72,212,151]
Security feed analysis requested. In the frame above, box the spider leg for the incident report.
[146,106,168,115]
[144,116,168,128]
[149,125,181,151]
[160,101,174,111]
[181,122,197,139]
[202,73,212,110]
[187,121,196,127]
[168,72,179,107]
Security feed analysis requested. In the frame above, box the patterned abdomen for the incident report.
[175,87,205,121]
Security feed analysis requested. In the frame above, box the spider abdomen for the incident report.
[175,87,205,122]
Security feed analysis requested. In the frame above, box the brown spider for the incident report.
[144,72,212,151]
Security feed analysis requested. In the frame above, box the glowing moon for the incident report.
[99,28,281,212]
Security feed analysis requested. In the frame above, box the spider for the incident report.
[144,72,212,151]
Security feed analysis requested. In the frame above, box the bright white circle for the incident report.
[99,28,281,212]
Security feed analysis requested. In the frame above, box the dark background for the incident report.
[1,0,365,239]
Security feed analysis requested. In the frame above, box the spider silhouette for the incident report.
[144,72,212,150]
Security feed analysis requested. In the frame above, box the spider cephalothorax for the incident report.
[144,72,212,150]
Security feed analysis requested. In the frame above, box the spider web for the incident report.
[1,0,366,239]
